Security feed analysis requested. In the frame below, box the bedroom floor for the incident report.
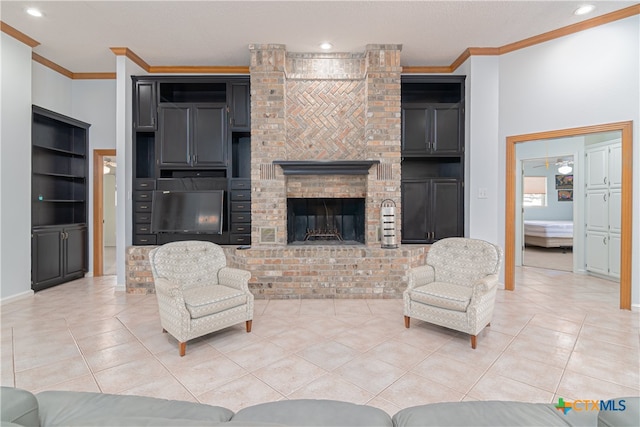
[523,246,573,272]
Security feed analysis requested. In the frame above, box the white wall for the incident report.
[72,79,117,274]
[115,57,145,289]
[0,34,33,301]
[495,15,640,306]
[32,62,72,115]
[465,56,501,244]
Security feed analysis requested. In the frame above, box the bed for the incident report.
[524,220,573,248]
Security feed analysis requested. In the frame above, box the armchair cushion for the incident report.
[183,285,248,319]
[410,282,472,312]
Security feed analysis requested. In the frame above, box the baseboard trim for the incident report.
[1,290,34,305]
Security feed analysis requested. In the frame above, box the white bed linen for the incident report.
[524,220,573,238]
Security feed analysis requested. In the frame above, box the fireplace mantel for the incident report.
[273,160,380,175]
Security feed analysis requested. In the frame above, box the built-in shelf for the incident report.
[273,160,380,175]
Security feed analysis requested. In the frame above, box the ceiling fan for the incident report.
[533,158,574,174]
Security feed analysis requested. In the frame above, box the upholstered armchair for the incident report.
[149,241,254,356]
[403,237,503,349]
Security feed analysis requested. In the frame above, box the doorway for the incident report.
[93,149,116,276]
[521,156,575,272]
[506,122,632,310]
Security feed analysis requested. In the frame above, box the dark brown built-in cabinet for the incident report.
[132,76,251,246]
[401,76,465,244]
[31,106,89,291]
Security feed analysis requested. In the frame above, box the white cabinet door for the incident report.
[586,146,608,190]
[609,233,621,279]
[609,188,622,234]
[608,143,622,188]
[585,189,608,232]
[585,230,609,275]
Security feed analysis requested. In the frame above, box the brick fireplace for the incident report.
[126,44,429,298]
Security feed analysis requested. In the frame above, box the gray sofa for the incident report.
[1,387,637,426]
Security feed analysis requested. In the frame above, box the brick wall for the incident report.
[125,44,415,298]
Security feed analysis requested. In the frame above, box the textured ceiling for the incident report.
[1,1,637,74]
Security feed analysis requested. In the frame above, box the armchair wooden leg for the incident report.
[404,316,410,328]
[179,342,186,357]
[470,335,477,349]
[246,320,252,333]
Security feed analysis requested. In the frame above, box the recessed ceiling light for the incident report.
[26,7,43,17]
[320,42,333,50]
[574,4,595,15]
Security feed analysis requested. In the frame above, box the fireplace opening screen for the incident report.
[287,198,365,244]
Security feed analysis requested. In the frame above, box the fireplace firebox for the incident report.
[287,198,365,244]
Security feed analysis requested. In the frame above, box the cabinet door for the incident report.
[585,190,608,232]
[431,179,462,240]
[401,181,429,243]
[159,106,190,166]
[586,146,608,189]
[134,81,157,130]
[609,233,621,279]
[608,143,622,188]
[608,188,622,234]
[402,107,429,154]
[230,82,250,130]
[193,105,226,167]
[432,104,461,154]
[64,226,87,277]
[585,230,609,275]
[32,228,63,290]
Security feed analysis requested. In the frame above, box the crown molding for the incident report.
[403,3,640,73]
[32,52,73,78]
[10,4,639,78]
[0,21,39,47]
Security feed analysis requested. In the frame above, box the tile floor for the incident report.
[1,266,638,415]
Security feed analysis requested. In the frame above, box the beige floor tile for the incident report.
[288,372,374,404]
[334,299,373,316]
[488,351,564,393]
[262,299,301,316]
[84,340,152,372]
[364,339,429,370]
[366,395,402,417]
[168,355,248,396]
[2,267,633,410]
[93,357,170,394]
[296,340,359,371]
[556,371,640,401]
[121,375,198,402]
[267,328,324,353]
[15,355,90,392]
[32,374,100,394]
[410,352,487,394]
[565,351,640,390]
[297,316,353,339]
[467,371,554,403]
[378,373,465,407]
[197,374,284,412]
[224,340,289,371]
[299,299,335,316]
[75,328,137,354]
[252,354,327,395]
[504,335,573,368]
[334,355,407,395]
[572,336,639,366]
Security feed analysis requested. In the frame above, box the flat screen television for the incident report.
[151,190,224,234]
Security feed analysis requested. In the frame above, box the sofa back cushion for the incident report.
[232,399,392,427]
